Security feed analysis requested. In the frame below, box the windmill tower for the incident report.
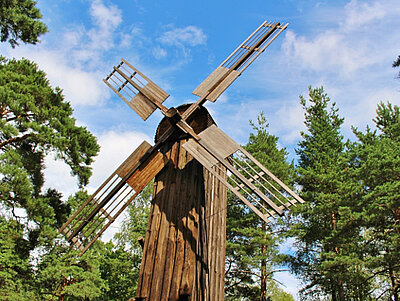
[59,21,303,300]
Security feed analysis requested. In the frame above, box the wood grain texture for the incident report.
[135,105,226,301]
[192,66,240,102]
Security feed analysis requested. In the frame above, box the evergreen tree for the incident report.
[225,113,295,301]
[0,0,48,47]
[353,102,400,300]
[0,57,99,298]
[287,86,368,300]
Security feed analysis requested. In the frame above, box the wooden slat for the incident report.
[191,21,287,104]
[183,134,282,219]
[182,138,218,169]
[78,148,168,256]
[192,66,240,102]
[129,92,157,121]
[196,124,240,160]
[104,59,169,120]
[196,125,283,214]
[240,147,305,205]
[116,141,151,178]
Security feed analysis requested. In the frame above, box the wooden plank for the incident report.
[126,150,167,191]
[116,141,151,178]
[168,142,190,300]
[135,178,159,299]
[193,66,227,98]
[192,66,240,102]
[182,138,218,169]
[179,145,199,298]
[129,93,157,121]
[137,145,173,299]
[197,124,240,161]
[207,69,240,102]
[144,81,169,102]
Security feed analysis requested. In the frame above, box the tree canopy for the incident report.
[0,0,48,47]
[225,113,295,301]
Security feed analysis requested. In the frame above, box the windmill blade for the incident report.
[192,21,288,102]
[104,58,170,120]
[59,141,168,255]
[182,124,304,223]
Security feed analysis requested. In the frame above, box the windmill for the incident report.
[59,21,303,300]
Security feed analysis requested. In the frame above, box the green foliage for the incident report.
[0,57,102,299]
[225,112,295,301]
[287,86,369,300]
[115,181,153,254]
[0,57,100,187]
[97,242,140,300]
[36,244,106,300]
[0,217,36,300]
[0,56,99,258]
[353,102,400,300]
[0,0,48,47]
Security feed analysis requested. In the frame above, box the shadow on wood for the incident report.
[135,105,226,301]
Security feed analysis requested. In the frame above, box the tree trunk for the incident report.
[331,212,345,301]
[260,220,267,301]
[389,261,399,301]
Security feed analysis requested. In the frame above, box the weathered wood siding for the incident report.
[135,104,226,301]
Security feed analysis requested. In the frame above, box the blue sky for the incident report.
[1,0,400,298]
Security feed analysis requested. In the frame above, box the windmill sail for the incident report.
[59,141,168,255]
[192,21,288,102]
[104,58,169,120]
[183,125,303,223]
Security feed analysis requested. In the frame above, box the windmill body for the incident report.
[59,21,303,300]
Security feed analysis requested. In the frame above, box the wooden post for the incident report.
[135,105,227,301]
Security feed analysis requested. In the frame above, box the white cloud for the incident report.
[152,45,167,59]
[343,0,386,29]
[272,104,305,145]
[90,0,122,30]
[88,130,151,192]
[43,130,151,198]
[282,0,400,77]
[88,0,122,51]
[0,0,127,107]
[159,25,207,47]
[282,29,371,76]
[275,270,302,300]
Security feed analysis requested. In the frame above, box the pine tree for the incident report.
[353,102,400,300]
[0,0,48,47]
[225,113,295,301]
[0,57,100,298]
[287,86,368,300]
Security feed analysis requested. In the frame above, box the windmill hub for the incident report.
[156,104,215,144]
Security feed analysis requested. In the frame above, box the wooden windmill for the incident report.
[59,21,303,300]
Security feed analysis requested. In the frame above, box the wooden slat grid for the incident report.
[60,173,137,254]
[183,125,304,224]
[221,21,288,73]
[59,141,168,255]
[192,21,288,102]
[103,58,169,120]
